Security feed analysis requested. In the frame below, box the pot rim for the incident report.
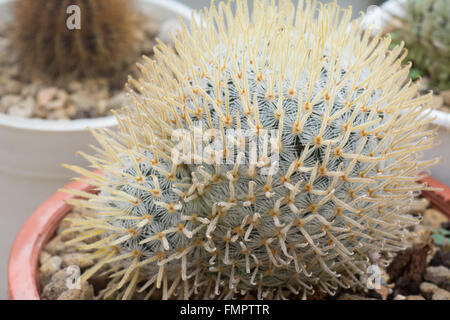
[7,178,93,300]
[0,0,194,133]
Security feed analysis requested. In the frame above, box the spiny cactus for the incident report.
[391,0,450,90]
[13,0,141,79]
[63,0,440,300]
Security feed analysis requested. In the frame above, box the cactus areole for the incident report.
[64,0,439,300]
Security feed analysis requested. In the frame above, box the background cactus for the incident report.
[390,0,450,90]
[64,0,439,300]
[13,0,142,80]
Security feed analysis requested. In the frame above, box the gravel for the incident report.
[424,266,450,292]
[39,207,102,300]
[420,282,450,300]
[0,15,160,120]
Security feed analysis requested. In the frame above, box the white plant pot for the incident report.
[0,0,193,299]
[364,0,450,186]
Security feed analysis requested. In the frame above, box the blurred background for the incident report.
[179,0,385,17]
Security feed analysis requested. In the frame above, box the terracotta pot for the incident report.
[7,179,93,300]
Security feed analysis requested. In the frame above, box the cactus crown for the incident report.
[64,0,438,300]
[392,0,450,90]
[13,0,141,80]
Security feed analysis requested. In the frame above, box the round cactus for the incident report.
[391,0,450,90]
[13,0,142,79]
[64,0,439,300]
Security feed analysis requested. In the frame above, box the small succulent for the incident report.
[64,0,439,300]
[390,0,450,90]
[13,0,142,80]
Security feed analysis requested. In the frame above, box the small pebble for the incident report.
[41,268,72,300]
[422,209,449,230]
[7,97,34,118]
[57,211,82,233]
[405,295,425,300]
[420,282,450,300]
[0,95,22,112]
[420,282,438,299]
[37,87,58,107]
[39,256,63,286]
[441,90,450,106]
[45,90,68,110]
[61,253,95,270]
[39,251,52,265]
[70,91,96,112]
[21,83,39,97]
[337,294,376,300]
[429,250,450,269]
[44,234,77,255]
[424,266,450,291]
[40,256,62,274]
[431,94,444,109]
[67,81,82,93]
[431,288,450,300]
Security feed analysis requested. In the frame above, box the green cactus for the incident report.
[391,0,450,90]
[13,0,142,80]
[63,0,439,300]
